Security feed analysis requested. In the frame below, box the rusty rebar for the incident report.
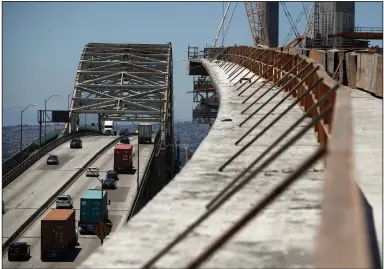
[238,57,305,98]
[227,48,262,76]
[222,47,242,69]
[186,146,327,269]
[207,47,228,62]
[239,62,313,127]
[233,53,289,92]
[242,64,317,114]
[235,77,325,146]
[236,54,298,92]
[231,50,279,84]
[233,50,274,88]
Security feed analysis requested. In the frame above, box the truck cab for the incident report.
[101,120,117,136]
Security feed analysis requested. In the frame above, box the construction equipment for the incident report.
[244,2,270,48]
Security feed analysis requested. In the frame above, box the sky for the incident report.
[2,1,383,126]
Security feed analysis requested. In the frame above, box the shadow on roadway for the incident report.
[358,186,382,268]
[41,247,82,262]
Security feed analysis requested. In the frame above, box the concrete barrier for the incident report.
[318,50,327,69]
[288,47,302,55]
[337,50,347,85]
[346,52,358,89]
[327,49,339,75]
[2,137,120,253]
[357,52,383,97]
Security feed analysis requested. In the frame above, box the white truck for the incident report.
[101,120,117,136]
[138,123,152,144]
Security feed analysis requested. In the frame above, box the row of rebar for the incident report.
[139,46,377,269]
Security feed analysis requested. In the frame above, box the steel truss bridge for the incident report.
[61,43,174,149]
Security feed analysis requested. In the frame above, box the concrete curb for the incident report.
[3,132,100,189]
[2,137,120,254]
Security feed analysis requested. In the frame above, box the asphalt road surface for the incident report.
[3,136,155,269]
[2,136,116,245]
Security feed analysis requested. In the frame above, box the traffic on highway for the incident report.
[3,124,155,269]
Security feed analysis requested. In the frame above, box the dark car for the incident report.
[119,129,130,136]
[70,137,82,148]
[119,137,130,144]
[102,178,117,189]
[106,170,119,181]
[8,242,30,261]
[47,155,59,165]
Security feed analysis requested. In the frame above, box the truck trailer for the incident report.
[138,123,152,144]
[78,189,110,234]
[113,144,133,173]
[40,209,78,260]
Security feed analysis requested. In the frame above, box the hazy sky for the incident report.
[2,1,382,126]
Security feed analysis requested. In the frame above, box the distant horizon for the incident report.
[2,119,195,128]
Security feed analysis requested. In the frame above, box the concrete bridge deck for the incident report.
[350,89,383,259]
[80,59,326,268]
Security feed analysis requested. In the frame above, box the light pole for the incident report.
[44,94,60,145]
[137,133,140,189]
[20,104,37,163]
[68,94,71,111]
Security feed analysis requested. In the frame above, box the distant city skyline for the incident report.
[3,1,382,126]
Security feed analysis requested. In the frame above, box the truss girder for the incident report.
[62,43,174,149]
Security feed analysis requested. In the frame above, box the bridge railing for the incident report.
[2,129,62,175]
[127,129,162,220]
[201,46,378,268]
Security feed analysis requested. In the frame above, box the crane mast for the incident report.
[244,2,270,48]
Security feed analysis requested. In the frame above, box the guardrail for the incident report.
[2,130,101,189]
[2,136,120,254]
[2,127,101,175]
[126,130,162,221]
[2,129,62,175]
[185,47,378,268]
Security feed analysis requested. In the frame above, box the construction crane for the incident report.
[244,2,270,48]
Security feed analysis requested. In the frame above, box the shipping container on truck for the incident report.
[78,189,109,233]
[113,144,133,173]
[138,123,152,144]
[40,209,78,260]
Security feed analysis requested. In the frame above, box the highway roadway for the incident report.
[3,136,155,269]
[2,136,116,246]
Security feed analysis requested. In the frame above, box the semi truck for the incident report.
[101,120,117,136]
[138,123,152,144]
[78,189,110,234]
[40,209,78,260]
[113,144,133,173]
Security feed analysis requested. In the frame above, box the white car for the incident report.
[86,167,99,177]
[56,195,73,209]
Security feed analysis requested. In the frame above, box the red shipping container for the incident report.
[114,144,133,173]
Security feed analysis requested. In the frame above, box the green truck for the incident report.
[78,189,110,234]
